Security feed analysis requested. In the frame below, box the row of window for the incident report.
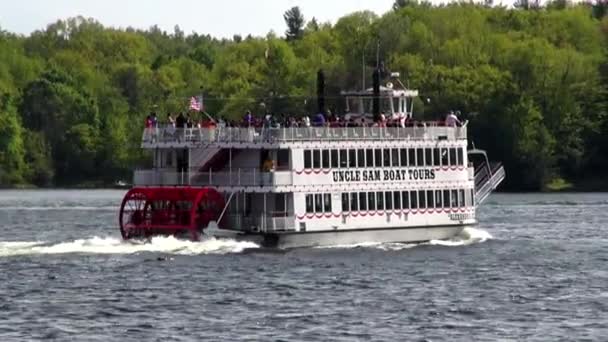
[303,147,465,169]
[305,193,333,214]
[304,189,474,214]
[341,189,474,212]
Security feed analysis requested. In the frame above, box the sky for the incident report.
[0,0,396,38]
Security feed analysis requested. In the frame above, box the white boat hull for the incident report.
[214,225,468,249]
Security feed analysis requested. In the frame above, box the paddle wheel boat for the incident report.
[119,72,505,248]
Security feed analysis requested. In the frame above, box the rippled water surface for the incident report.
[0,190,606,341]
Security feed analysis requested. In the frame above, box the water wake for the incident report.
[0,236,258,257]
[317,227,492,251]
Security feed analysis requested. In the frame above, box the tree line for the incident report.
[1,1,608,190]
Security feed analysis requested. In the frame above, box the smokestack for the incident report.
[317,69,325,114]
[372,68,380,122]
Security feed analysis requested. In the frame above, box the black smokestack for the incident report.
[372,68,380,122]
[317,69,325,114]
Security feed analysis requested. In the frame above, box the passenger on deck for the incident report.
[167,113,175,127]
[302,116,311,128]
[176,112,186,128]
[244,110,253,127]
[445,110,461,127]
[186,113,193,128]
[314,112,326,127]
[165,113,176,137]
[151,112,158,127]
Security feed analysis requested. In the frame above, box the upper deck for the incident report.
[142,124,468,148]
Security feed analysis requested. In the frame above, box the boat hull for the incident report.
[224,224,468,249]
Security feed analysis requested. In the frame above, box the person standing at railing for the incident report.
[445,110,461,127]
[243,110,253,127]
[262,156,275,186]
[176,112,186,142]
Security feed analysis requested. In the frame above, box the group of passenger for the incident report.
[144,108,464,131]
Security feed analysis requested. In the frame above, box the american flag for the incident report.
[189,96,202,111]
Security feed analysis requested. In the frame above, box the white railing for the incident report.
[227,214,296,232]
[133,168,293,187]
[142,125,467,145]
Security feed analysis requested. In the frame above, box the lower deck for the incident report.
[223,189,476,234]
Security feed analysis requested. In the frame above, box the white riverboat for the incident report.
[118,74,505,248]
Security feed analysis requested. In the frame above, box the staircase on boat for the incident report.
[474,162,505,204]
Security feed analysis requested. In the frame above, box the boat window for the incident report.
[416,148,424,167]
[376,192,384,210]
[433,148,440,166]
[350,192,358,211]
[366,149,374,167]
[339,150,347,168]
[419,191,426,209]
[322,150,330,169]
[435,190,442,208]
[349,149,357,168]
[357,149,365,168]
[306,194,314,213]
[470,189,475,206]
[393,191,401,210]
[443,190,451,208]
[383,149,391,167]
[400,149,408,167]
[457,148,464,166]
[277,150,290,170]
[304,150,312,169]
[451,189,458,207]
[408,149,416,167]
[315,194,323,213]
[459,189,465,207]
[165,150,174,167]
[426,190,434,209]
[324,194,332,213]
[425,148,433,167]
[275,193,286,213]
[367,192,376,211]
[359,192,367,211]
[342,193,349,212]
[441,148,449,166]
[410,191,418,209]
[392,149,399,167]
[331,150,339,168]
[385,192,393,210]
[449,148,457,166]
[313,150,321,169]
[374,149,382,167]
[402,191,409,209]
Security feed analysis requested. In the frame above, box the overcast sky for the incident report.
[0,0,398,38]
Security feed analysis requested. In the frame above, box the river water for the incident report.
[0,190,606,341]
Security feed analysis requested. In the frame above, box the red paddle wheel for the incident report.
[119,187,225,241]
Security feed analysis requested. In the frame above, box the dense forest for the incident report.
[1,1,608,190]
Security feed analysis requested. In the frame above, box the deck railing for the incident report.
[142,125,467,145]
[226,214,296,232]
[133,168,293,187]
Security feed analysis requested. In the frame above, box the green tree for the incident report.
[284,7,305,41]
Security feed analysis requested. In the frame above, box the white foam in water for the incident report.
[316,227,492,250]
[0,236,258,257]
[429,227,493,247]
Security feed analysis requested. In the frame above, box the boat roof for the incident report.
[341,86,419,97]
